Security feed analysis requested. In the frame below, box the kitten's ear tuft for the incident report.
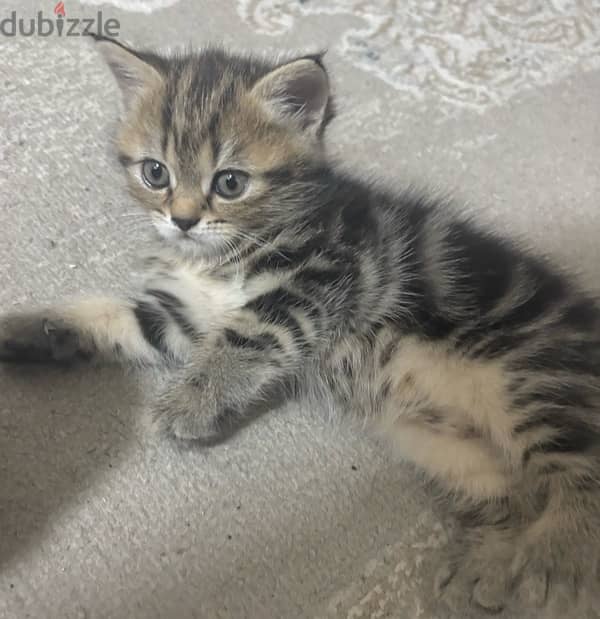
[93,35,163,108]
[251,56,331,135]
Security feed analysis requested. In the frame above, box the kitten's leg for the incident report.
[151,299,317,441]
[385,421,518,612]
[436,472,600,615]
[151,336,283,441]
[436,379,600,614]
[0,294,197,365]
[386,420,511,500]
[384,415,519,612]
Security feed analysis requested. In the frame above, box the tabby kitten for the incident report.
[1,36,599,615]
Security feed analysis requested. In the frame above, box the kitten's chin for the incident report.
[159,230,230,261]
[176,236,227,260]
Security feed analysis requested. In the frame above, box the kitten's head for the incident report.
[95,37,334,259]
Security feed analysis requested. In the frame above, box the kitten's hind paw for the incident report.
[434,532,600,618]
[0,312,86,363]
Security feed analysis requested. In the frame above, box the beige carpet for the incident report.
[1,1,599,617]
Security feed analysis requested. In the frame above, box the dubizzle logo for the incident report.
[0,2,121,37]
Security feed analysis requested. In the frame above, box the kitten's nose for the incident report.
[172,217,199,232]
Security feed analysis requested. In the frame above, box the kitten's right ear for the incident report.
[92,35,163,108]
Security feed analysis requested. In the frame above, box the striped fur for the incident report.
[2,39,600,615]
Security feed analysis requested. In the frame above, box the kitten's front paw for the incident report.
[151,379,224,442]
[0,312,85,363]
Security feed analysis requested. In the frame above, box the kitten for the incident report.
[2,36,600,615]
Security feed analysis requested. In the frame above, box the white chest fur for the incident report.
[144,262,248,334]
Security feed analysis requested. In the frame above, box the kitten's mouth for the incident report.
[175,232,205,245]
[151,215,234,259]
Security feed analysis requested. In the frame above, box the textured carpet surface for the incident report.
[1,1,599,618]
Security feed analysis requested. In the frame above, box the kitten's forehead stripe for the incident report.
[153,49,278,155]
[160,98,171,155]
[208,113,221,163]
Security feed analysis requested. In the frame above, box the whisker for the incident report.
[116,213,151,220]
[234,230,289,261]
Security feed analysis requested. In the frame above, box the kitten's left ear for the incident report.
[250,56,332,136]
[92,34,163,108]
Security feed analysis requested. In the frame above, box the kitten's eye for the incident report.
[142,159,170,190]
[212,170,249,200]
